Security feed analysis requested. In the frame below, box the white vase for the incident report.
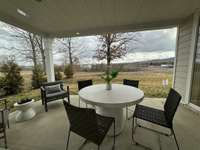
[106,82,112,90]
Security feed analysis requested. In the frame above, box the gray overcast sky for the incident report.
[0,21,177,65]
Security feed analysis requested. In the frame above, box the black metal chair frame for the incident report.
[63,101,115,150]
[123,79,139,120]
[0,98,9,128]
[132,88,181,150]
[0,109,8,149]
[41,81,70,112]
[77,80,93,107]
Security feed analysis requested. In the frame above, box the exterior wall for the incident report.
[174,17,193,103]
[174,13,199,103]
[190,19,200,106]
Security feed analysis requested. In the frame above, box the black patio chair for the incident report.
[123,79,139,120]
[132,88,181,150]
[0,108,8,149]
[63,100,115,150]
[77,80,93,107]
[41,81,70,112]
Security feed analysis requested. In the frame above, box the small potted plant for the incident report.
[101,69,119,90]
[17,98,32,105]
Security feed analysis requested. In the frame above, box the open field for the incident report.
[4,69,173,109]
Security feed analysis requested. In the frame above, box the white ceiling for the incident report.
[0,0,199,37]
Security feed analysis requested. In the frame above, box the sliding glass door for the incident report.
[191,23,200,106]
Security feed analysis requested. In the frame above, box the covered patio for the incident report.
[7,96,200,150]
[0,0,200,150]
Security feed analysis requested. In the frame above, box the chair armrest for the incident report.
[40,86,45,92]
[40,86,46,100]
[40,86,46,94]
[42,81,63,86]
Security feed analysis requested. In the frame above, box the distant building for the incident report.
[161,64,174,68]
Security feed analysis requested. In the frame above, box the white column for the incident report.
[174,11,200,104]
[185,13,199,103]
[44,37,55,82]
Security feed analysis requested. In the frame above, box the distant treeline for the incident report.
[80,57,174,72]
[15,57,174,72]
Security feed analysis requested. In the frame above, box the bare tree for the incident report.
[2,25,46,71]
[57,37,85,66]
[94,32,140,66]
[35,36,46,72]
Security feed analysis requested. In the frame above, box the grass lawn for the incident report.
[4,70,173,109]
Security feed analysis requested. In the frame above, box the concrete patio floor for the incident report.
[3,95,200,150]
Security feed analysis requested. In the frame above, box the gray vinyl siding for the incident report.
[196,28,200,63]
[190,24,200,105]
[174,18,193,102]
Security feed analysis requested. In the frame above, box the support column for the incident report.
[185,13,199,104]
[44,37,55,82]
[174,11,200,104]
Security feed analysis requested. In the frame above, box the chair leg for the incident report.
[7,118,10,129]
[98,145,100,150]
[132,117,137,143]
[158,134,162,150]
[172,129,180,150]
[126,106,128,120]
[3,127,7,149]
[66,130,71,150]
[112,120,115,150]
[42,99,44,105]
[44,102,48,112]
[78,97,81,107]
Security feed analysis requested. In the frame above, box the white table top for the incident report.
[79,84,144,108]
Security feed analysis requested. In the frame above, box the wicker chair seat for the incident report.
[46,91,68,101]
[96,114,114,144]
[134,105,170,128]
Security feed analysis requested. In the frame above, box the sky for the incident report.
[0,21,177,65]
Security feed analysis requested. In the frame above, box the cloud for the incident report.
[78,51,175,64]
[128,28,177,53]
[0,21,177,65]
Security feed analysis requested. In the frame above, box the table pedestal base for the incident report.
[15,108,36,122]
[96,106,125,136]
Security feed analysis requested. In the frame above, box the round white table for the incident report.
[14,99,36,122]
[79,84,144,135]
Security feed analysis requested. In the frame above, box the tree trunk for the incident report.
[68,38,73,65]
[67,38,74,75]
[29,33,37,69]
[38,37,46,73]
[106,33,111,76]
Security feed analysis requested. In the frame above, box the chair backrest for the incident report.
[164,88,182,126]
[42,81,63,87]
[123,79,139,88]
[77,80,93,91]
[63,100,98,140]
